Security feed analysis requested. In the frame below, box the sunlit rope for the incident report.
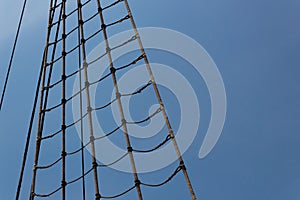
[15,0,197,199]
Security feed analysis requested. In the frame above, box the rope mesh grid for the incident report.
[13,0,197,199]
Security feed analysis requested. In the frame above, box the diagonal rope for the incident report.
[21,1,198,200]
[30,1,62,199]
[95,1,143,199]
[77,0,102,198]
[0,0,28,109]
[123,0,197,199]
[15,49,46,200]
[15,1,59,200]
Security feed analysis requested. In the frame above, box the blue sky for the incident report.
[0,0,300,199]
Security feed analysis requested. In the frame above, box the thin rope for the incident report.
[29,1,61,199]
[15,49,46,200]
[123,0,197,198]
[77,4,87,198]
[95,1,143,199]
[61,0,67,199]
[77,0,102,198]
[23,1,198,200]
[0,0,28,109]
[141,166,182,187]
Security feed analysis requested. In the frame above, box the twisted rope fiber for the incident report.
[30,0,63,199]
[19,0,198,199]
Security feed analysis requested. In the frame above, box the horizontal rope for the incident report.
[66,0,92,18]
[43,67,83,90]
[93,98,117,111]
[132,135,172,153]
[86,34,137,66]
[50,1,62,11]
[67,124,123,156]
[121,81,152,97]
[89,54,145,87]
[92,81,152,111]
[127,107,162,125]
[49,0,122,30]
[33,155,130,198]
[89,71,111,86]
[101,185,135,199]
[49,12,130,47]
[34,186,62,198]
[86,51,107,66]
[141,165,182,187]
[102,0,124,11]
[110,34,137,51]
[44,46,144,93]
[106,15,130,28]
[35,157,62,170]
[115,54,145,71]
[67,167,93,185]
[34,165,181,198]
[41,112,88,140]
[49,0,92,28]
[97,152,128,167]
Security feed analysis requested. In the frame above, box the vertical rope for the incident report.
[77,4,86,200]
[95,1,143,199]
[24,1,197,200]
[123,1,197,199]
[61,0,67,199]
[15,1,58,193]
[15,49,46,200]
[30,1,56,199]
[77,0,101,199]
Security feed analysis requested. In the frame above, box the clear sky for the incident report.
[0,0,300,200]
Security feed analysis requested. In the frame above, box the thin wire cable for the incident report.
[0,0,28,109]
